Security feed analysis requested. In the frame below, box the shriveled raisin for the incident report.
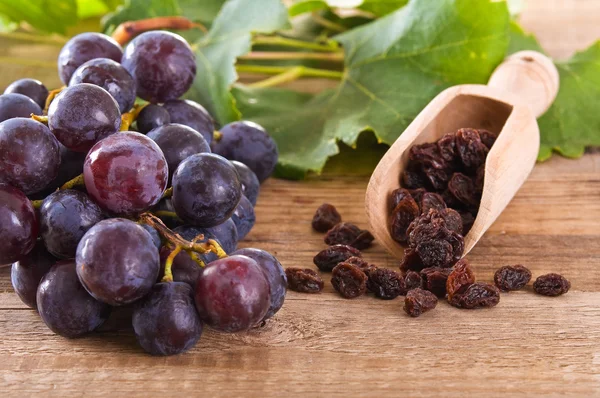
[401,169,427,189]
[421,267,452,298]
[479,129,498,150]
[448,172,477,207]
[325,222,374,250]
[285,268,324,293]
[446,231,465,264]
[331,263,368,299]
[344,256,377,277]
[416,240,454,268]
[446,259,475,301]
[494,265,532,291]
[407,210,449,248]
[423,166,450,192]
[399,248,423,272]
[390,188,413,211]
[437,132,457,163]
[313,245,362,272]
[404,270,423,291]
[533,273,570,296]
[459,211,475,235]
[474,165,485,193]
[421,192,446,214]
[404,288,438,317]
[312,203,342,232]
[408,188,426,206]
[440,208,463,235]
[448,282,500,309]
[409,143,447,170]
[367,268,405,300]
[390,196,420,244]
[456,128,488,170]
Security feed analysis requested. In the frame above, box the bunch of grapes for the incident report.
[1,30,285,356]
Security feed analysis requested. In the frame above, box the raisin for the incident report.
[407,210,449,248]
[423,166,450,192]
[401,170,427,189]
[409,143,447,170]
[312,203,342,232]
[437,132,457,162]
[474,165,485,193]
[420,267,452,298]
[446,259,475,301]
[448,282,500,309]
[390,188,413,211]
[399,248,423,272]
[389,196,420,244]
[404,270,423,291]
[533,273,571,296]
[446,231,465,264]
[325,222,374,250]
[408,188,426,206]
[440,208,463,235]
[493,265,532,291]
[441,189,463,209]
[448,172,477,207]
[313,245,362,272]
[346,256,377,277]
[456,128,488,170]
[421,192,446,214]
[416,240,454,268]
[285,268,324,293]
[331,263,368,299]
[404,288,438,317]
[459,211,475,235]
[479,129,498,150]
[366,268,405,300]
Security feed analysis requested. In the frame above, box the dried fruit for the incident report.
[408,188,426,206]
[447,172,476,207]
[440,208,463,235]
[448,282,500,309]
[401,169,427,189]
[421,192,446,214]
[459,211,475,235]
[533,273,570,297]
[331,263,368,299]
[399,248,423,272]
[389,196,420,244]
[404,288,438,317]
[345,256,377,276]
[446,259,475,301]
[420,267,452,298]
[390,188,412,211]
[404,270,423,291]
[494,265,532,291]
[285,268,324,293]
[325,222,374,250]
[416,240,453,268]
[407,210,449,247]
[409,143,447,170]
[313,245,361,272]
[479,129,498,150]
[437,132,457,162]
[312,203,342,232]
[367,268,405,300]
[456,128,488,170]
[423,166,450,191]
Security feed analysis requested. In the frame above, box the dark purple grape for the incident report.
[11,242,56,309]
[37,260,111,337]
[137,104,170,134]
[4,78,48,108]
[172,153,242,227]
[58,32,123,84]
[231,195,255,240]
[48,83,121,152]
[231,161,260,206]
[212,121,278,183]
[0,93,42,123]
[147,123,211,182]
[83,132,168,215]
[233,248,286,321]
[76,218,160,306]
[195,255,270,332]
[0,118,61,194]
[0,184,38,265]
[69,58,136,113]
[121,31,196,103]
[159,246,203,287]
[141,224,162,250]
[40,190,104,259]
[133,282,202,356]
[162,100,214,143]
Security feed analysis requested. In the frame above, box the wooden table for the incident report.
[2,1,600,397]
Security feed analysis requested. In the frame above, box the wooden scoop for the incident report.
[365,51,560,259]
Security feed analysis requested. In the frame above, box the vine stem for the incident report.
[311,12,347,33]
[162,246,182,282]
[120,104,147,131]
[60,174,85,190]
[252,35,340,52]
[239,51,344,62]
[240,65,343,88]
[45,86,66,113]
[111,16,207,45]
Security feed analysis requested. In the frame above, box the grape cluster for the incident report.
[1,30,285,356]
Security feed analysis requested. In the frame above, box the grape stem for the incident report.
[213,130,222,142]
[120,104,147,131]
[239,51,344,62]
[30,199,43,209]
[153,210,180,220]
[111,16,207,45]
[31,114,48,124]
[44,86,66,113]
[241,65,344,88]
[310,12,347,33]
[60,174,85,190]
[252,35,341,52]
[161,187,173,199]
[162,246,182,282]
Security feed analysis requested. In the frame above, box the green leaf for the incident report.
[0,0,78,34]
[101,0,180,32]
[507,20,543,55]
[358,0,408,16]
[76,0,122,19]
[186,0,290,125]
[178,0,227,25]
[237,0,510,177]
[288,0,328,17]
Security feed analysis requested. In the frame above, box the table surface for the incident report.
[2,1,600,397]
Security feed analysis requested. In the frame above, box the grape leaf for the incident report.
[102,0,179,32]
[507,20,543,55]
[289,0,408,17]
[0,0,78,34]
[186,0,290,125]
[358,0,408,16]
[288,0,328,17]
[236,0,510,178]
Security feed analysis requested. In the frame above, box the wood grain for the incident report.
[2,1,600,397]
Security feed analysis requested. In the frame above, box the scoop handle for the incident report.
[488,50,559,118]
